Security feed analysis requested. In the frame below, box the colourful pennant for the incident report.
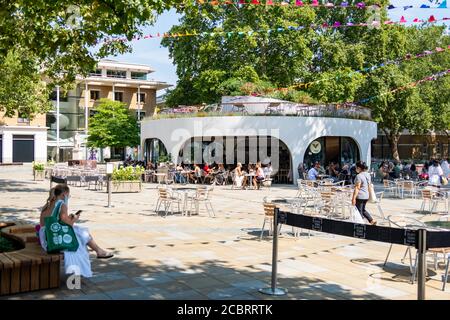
[104,16,450,44]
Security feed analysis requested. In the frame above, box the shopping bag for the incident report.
[441,176,448,186]
[368,184,377,203]
[44,201,79,253]
[350,206,365,224]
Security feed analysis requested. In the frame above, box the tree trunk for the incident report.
[384,131,401,162]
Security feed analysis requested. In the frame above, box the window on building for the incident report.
[17,111,30,124]
[136,111,146,121]
[138,93,146,104]
[114,92,124,102]
[89,69,102,77]
[90,90,100,101]
[131,72,147,80]
[107,70,126,78]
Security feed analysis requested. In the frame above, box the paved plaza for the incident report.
[1,165,449,300]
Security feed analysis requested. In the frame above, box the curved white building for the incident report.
[141,99,377,184]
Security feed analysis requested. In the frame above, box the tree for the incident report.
[87,99,140,149]
[0,1,190,83]
[0,0,191,118]
[354,25,450,161]
[162,1,318,106]
[0,49,52,119]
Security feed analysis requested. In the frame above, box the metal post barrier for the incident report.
[106,174,113,208]
[417,228,426,300]
[259,208,287,296]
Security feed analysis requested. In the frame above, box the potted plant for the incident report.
[110,166,144,193]
[32,162,45,181]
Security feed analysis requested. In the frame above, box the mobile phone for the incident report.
[75,210,82,216]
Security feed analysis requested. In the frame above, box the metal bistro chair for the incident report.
[402,181,417,199]
[260,202,282,240]
[419,189,445,214]
[190,186,215,217]
[154,187,183,217]
[383,215,433,283]
[383,179,397,197]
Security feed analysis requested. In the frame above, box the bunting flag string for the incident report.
[194,0,448,10]
[105,16,450,44]
[270,45,450,92]
[356,68,450,104]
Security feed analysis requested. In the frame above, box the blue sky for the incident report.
[106,1,450,93]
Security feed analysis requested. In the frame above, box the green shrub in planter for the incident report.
[32,161,45,171]
[112,166,144,181]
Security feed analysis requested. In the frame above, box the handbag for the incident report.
[366,175,377,203]
[44,200,79,253]
[441,176,449,186]
[350,206,365,224]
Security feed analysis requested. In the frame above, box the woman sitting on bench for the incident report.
[39,184,113,278]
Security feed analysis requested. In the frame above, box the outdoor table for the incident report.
[174,187,197,216]
[154,173,167,184]
[245,173,256,189]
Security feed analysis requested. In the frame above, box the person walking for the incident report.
[428,159,444,188]
[352,161,377,225]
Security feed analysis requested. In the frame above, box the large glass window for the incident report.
[114,92,123,102]
[304,137,360,169]
[131,72,147,80]
[89,69,102,77]
[145,138,168,164]
[90,90,100,100]
[107,70,126,78]
[138,93,146,104]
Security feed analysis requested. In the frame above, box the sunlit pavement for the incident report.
[1,164,449,300]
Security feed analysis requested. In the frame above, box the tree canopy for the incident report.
[162,0,450,160]
[87,99,140,149]
[0,0,191,118]
[0,49,52,119]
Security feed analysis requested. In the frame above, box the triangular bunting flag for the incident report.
[438,0,447,8]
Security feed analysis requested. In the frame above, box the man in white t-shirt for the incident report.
[307,162,320,180]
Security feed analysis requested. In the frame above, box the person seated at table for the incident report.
[263,163,273,179]
[146,161,155,170]
[175,163,187,184]
[428,159,444,188]
[192,164,203,184]
[215,163,226,185]
[203,163,211,175]
[204,164,217,185]
[327,162,340,182]
[255,163,266,189]
[307,162,320,181]
[234,163,247,189]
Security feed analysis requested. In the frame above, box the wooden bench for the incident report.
[0,222,63,296]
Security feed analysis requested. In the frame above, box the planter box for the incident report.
[110,180,142,193]
[33,170,45,181]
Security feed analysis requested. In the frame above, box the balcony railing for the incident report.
[151,102,372,121]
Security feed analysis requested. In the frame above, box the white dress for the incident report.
[39,202,93,278]
[428,165,444,187]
